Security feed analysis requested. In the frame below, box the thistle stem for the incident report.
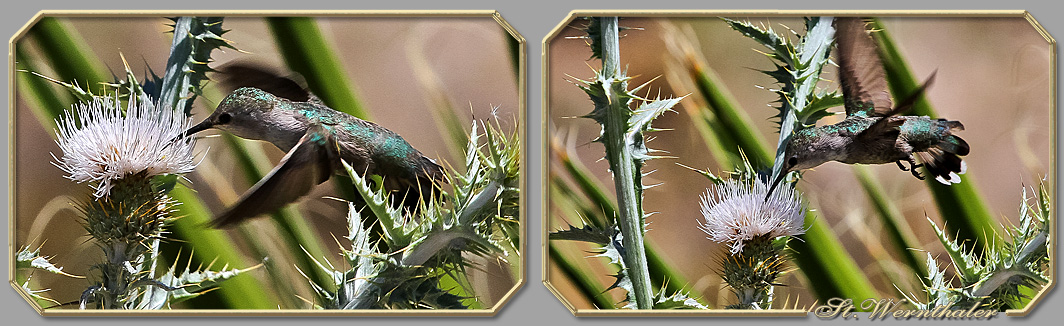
[769,17,835,184]
[595,17,654,309]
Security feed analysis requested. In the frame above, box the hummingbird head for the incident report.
[182,87,283,141]
[766,129,836,199]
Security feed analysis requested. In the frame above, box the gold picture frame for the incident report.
[9,10,526,316]
[542,10,1055,317]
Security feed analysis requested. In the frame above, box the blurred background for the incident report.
[547,16,1051,309]
[13,15,521,309]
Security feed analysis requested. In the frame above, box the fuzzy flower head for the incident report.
[53,95,199,198]
[699,178,806,254]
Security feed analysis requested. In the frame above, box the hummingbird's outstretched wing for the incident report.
[216,63,314,103]
[856,72,937,142]
[210,124,338,228]
[835,17,893,118]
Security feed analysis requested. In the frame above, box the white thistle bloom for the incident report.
[699,179,806,254]
[53,95,199,198]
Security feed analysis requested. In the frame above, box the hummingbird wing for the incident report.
[835,17,893,118]
[209,124,338,228]
[216,62,314,102]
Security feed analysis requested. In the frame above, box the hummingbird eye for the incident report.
[217,113,231,124]
[787,156,798,167]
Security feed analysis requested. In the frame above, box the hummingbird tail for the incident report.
[916,125,969,185]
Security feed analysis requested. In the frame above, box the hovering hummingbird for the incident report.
[183,65,444,228]
[767,17,969,195]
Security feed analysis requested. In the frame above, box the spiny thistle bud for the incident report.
[79,173,176,245]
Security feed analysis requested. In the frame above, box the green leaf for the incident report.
[24,17,110,92]
[402,228,497,267]
[141,256,264,308]
[790,216,879,304]
[723,18,795,67]
[592,228,635,309]
[550,224,612,245]
[627,94,685,136]
[799,91,843,126]
[342,160,407,245]
[927,215,982,285]
[266,17,367,119]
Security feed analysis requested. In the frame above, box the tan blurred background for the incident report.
[547,16,1052,309]
[14,15,520,308]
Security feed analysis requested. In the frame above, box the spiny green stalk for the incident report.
[554,17,689,309]
[159,17,235,115]
[725,17,837,184]
[594,20,643,309]
[585,17,651,309]
[551,137,704,306]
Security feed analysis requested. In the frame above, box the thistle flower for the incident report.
[698,179,806,254]
[52,95,199,198]
[698,178,806,309]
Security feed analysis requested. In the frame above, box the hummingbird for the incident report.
[767,17,969,195]
[183,65,444,228]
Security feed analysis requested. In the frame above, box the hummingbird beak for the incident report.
[765,171,788,202]
[174,119,214,143]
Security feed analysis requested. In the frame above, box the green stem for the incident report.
[594,17,653,309]
[791,216,878,303]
